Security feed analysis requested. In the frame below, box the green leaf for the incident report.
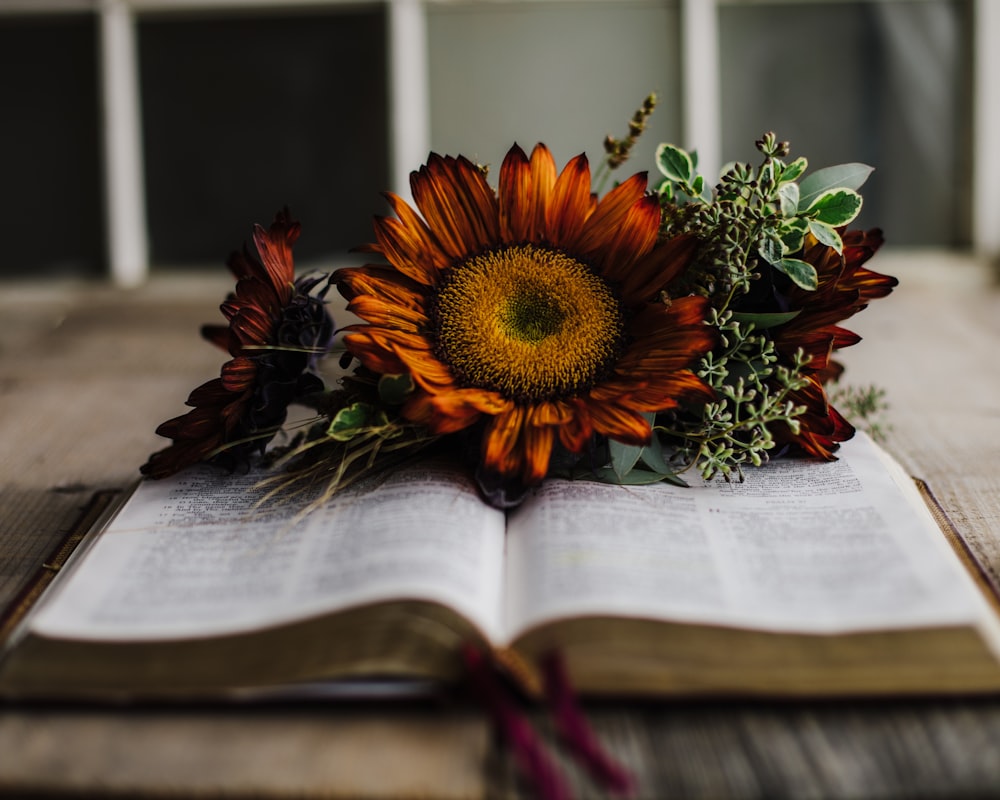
[779,156,808,184]
[805,189,863,226]
[757,231,784,265]
[593,466,688,487]
[657,471,690,488]
[779,216,809,254]
[731,310,802,330]
[609,439,643,481]
[773,258,818,291]
[808,220,844,253]
[327,402,374,441]
[797,163,873,211]
[656,142,694,183]
[609,412,656,480]
[778,183,799,217]
[637,434,672,473]
[782,216,809,234]
[655,177,676,203]
[635,438,689,486]
[378,373,414,405]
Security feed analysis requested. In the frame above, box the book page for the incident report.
[504,433,998,641]
[30,461,506,642]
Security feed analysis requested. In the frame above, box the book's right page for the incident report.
[503,432,1000,650]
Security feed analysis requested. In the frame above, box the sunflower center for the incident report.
[499,290,566,343]
[433,244,625,401]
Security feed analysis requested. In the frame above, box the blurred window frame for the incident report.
[5,0,997,283]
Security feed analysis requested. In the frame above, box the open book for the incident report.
[3,432,1000,700]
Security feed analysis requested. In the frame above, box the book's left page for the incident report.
[23,461,506,645]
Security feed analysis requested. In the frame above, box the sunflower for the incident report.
[336,143,716,504]
[767,228,897,457]
[141,210,334,479]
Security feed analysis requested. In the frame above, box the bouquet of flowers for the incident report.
[141,97,896,509]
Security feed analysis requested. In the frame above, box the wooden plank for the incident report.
[0,708,488,799]
[2,262,1000,798]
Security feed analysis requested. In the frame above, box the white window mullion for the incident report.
[388,0,430,203]
[680,0,720,183]
[99,0,149,287]
[972,0,1000,260]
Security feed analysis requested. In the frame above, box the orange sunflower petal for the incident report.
[498,144,533,242]
[230,306,278,349]
[390,344,460,390]
[341,326,436,376]
[590,194,661,279]
[626,294,712,334]
[558,402,594,453]
[340,331,408,375]
[435,386,511,416]
[615,298,716,374]
[233,275,284,320]
[404,393,481,434]
[527,144,557,237]
[404,387,510,434]
[372,217,441,287]
[336,264,426,310]
[481,408,521,476]
[573,171,648,255]
[544,153,595,248]
[220,357,257,392]
[250,215,298,304]
[518,420,556,483]
[775,377,855,459]
[411,154,499,259]
[347,294,428,332]
[585,402,652,446]
[377,192,453,281]
[529,400,575,426]
[592,371,716,412]
[618,234,700,304]
[481,407,553,484]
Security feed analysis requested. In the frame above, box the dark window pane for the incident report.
[0,14,103,277]
[720,0,972,247]
[138,7,388,267]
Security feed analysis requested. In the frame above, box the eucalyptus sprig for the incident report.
[659,310,811,482]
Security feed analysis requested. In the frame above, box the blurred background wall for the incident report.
[0,0,993,282]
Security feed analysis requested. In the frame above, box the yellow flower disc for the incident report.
[433,244,625,401]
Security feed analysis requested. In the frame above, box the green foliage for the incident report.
[828,383,892,443]
[626,133,876,484]
[655,132,871,295]
[774,258,818,290]
[327,402,390,441]
[378,373,415,405]
[607,412,689,487]
[654,309,811,481]
[797,163,873,210]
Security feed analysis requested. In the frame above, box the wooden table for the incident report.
[2,254,1000,798]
